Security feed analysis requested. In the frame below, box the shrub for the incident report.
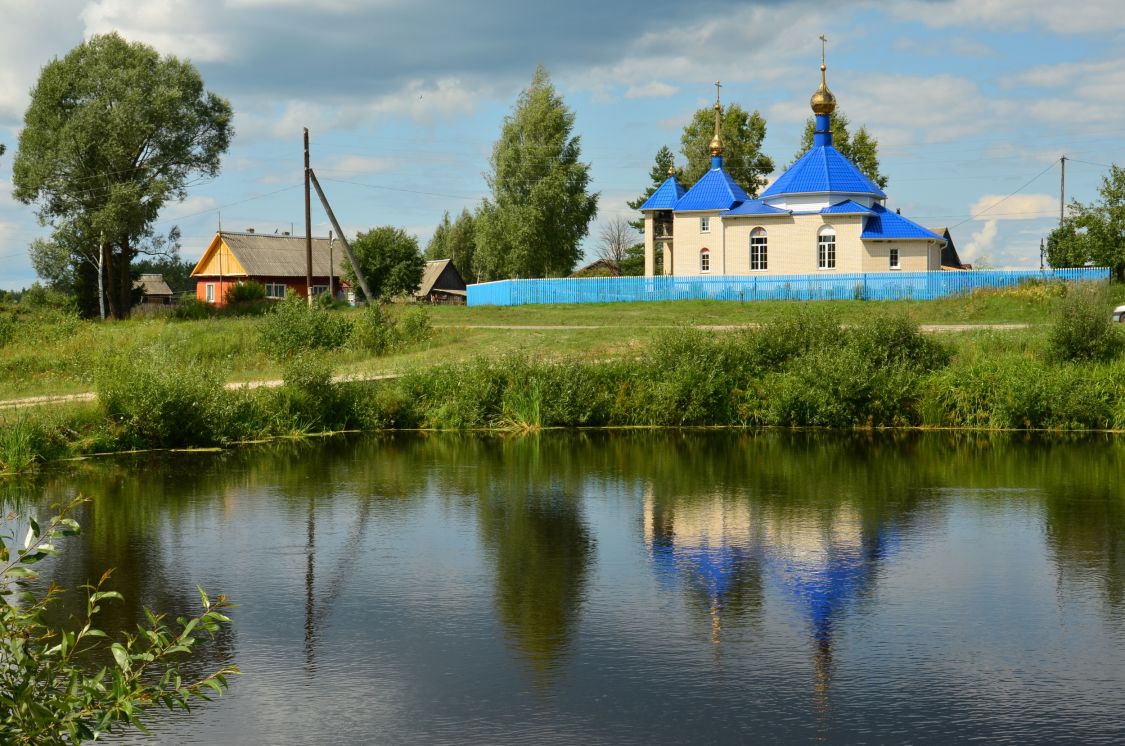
[258,295,352,359]
[1047,283,1124,363]
[743,306,843,373]
[848,311,951,372]
[224,280,266,304]
[349,304,396,355]
[171,297,213,320]
[396,305,433,347]
[0,499,237,744]
[95,344,224,448]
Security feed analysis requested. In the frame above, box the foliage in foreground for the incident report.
[0,499,237,744]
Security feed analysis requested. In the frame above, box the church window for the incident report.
[700,248,711,273]
[700,216,710,233]
[817,227,836,270]
[889,248,900,269]
[750,228,767,271]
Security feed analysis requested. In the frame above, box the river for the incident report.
[14,431,1125,744]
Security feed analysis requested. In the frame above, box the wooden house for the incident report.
[415,259,466,304]
[191,230,347,306]
[134,274,174,306]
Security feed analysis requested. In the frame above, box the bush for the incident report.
[224,280,266,304]
[1047,284,1124,363]
[95,344,224,448]
[349,304,396,355]
[258,295,352,359]
[0,499,236,744]
[396,305,433,346]
[171,297,213,320]
[848,311,951,372]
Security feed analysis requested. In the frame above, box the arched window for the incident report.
[700,248,711,273]
[750,227,767,271]
[817,226,836,270]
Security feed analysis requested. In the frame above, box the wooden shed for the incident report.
[134,274,175,306]
[415,259,466,304]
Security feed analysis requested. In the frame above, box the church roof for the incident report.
[761,145,887,200]
[675,166,751,211]
[723,199,789,216]
[639,175,686,210]
[821,199,874,215]
[861,203,946,242]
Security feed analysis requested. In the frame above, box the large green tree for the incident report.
[679,104,774,196]
[474,66,598,280]
[1047,164,1125,281]
[793,111,888,189]
[12,33,232,319]
[343,226,425,300]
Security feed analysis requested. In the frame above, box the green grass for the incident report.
[2,281,1123,402]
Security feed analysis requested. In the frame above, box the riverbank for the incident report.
[3,281,1120,400]
[3,286,1124,473]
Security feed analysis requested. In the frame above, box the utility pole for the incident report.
[308,168,375,302]
[304,128,313,306]
[328,230,334,301]
[1060,154,1066,225]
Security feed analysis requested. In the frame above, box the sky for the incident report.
[1,0,1124,288]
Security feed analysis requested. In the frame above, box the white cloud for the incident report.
[322,155,399,176]
[963,219,997,261]
[968,193,1057,221]
[81,0,233,62]
[624,82,678,100]
[892,0,1125,34]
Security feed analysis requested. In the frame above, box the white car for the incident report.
[1115,305,1125,323]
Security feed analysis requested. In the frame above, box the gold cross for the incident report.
[819,34,827,66]
[714,80,722,105]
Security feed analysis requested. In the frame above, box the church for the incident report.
[640,52,946,278]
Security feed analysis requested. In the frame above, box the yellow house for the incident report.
[641,56,945,278]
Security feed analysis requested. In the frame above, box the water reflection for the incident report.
[7,431,1125,744]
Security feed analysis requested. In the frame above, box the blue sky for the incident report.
[1,0,1123,288]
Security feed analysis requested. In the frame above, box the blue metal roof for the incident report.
[861,203,946,241]
[821,199,874,215]
[761,145,887,200]
[675,166,750,211]
[723,199,789,216]
[638,175,686,211]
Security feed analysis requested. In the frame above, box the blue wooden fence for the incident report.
[467,268,1111,307]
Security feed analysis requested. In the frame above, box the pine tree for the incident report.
[793,111,888,189]
[425,211,453,260]
[474,66,599,280]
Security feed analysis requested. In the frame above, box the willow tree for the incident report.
[13,33,232,318]
[475,66,598,280]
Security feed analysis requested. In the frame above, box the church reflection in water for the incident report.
[643,483,905,714]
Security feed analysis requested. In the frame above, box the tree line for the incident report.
[8,36,889,317]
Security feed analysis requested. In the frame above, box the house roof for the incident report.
[134,274,173,296]
[761,145,887,200]
[722,199,790,216]
[639,175,687,210]
[416,258,466,297]
[821,199,874,215]
[861,204,946,242]
[675,166,751,211]
[193,231,345,278]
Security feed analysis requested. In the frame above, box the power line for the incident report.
[950,161,1058,228]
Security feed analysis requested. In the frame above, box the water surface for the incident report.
[15,432,1125,744]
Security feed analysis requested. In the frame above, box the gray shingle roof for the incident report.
[219,231,345,277]
[135,274,173,296]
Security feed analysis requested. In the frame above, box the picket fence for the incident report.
[466,268,1111,307]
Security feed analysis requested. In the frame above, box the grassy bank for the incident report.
[3,280,1123,401]
[2,280,1125,472]
[3,283,1125,474]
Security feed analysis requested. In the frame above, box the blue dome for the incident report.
[762,145,886,200]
